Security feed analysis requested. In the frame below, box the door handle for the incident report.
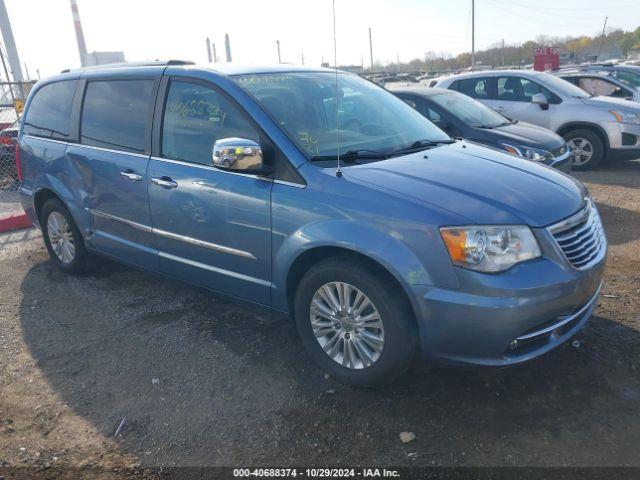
[151,176,178,189]
[120,170,143,182]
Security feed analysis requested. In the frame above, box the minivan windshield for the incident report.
[428,90,508,128]
[539,73,591,99]
[234,72,451,161]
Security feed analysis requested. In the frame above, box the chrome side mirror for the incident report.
[531,93,549,110]
[212,137,265,173]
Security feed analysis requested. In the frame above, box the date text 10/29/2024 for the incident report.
[233,468,401,478]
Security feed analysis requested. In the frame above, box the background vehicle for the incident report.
[557,72,639,103]
[558,63,640,89]
[388,85,571,172]
[18,63,605,386]
[0,118,19,158]
[432,70,640,170]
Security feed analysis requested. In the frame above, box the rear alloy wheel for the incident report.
[294,257,418,386]
[564,129,604,171]
[41,198,88,274]
[47,211,76,264]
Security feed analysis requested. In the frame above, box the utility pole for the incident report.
[0,0,24,83]
[597,16,608,60]
[471,0,475,69]
[501,39,505,67]
[396,53,400,73]
[368,27,374,70]
[276,40,281,63]
[206,37,213,63]
[301,52,305,65]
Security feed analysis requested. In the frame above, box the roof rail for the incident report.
[60,60,195,74]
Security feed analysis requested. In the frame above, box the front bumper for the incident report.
[411,244,605,367]
[603,121,640,160]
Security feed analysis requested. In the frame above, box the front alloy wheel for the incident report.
[310,282,385,369]
[567,137,594,167]
[563,128,604,170]
[294,256,418,386]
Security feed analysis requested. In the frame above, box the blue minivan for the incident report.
[18,62,606,385]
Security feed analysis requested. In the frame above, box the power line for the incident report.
[483,0,601,28]
[487,0,640,11]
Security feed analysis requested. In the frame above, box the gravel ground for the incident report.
[0,161,639,479]
[0,190,22,218]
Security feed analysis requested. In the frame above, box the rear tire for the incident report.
[294,256,418,386]
[41,198,88,274]
[563,129,604,171]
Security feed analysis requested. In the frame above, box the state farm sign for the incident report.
[534,47,560,71]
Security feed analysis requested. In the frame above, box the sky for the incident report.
[3,0,640,79]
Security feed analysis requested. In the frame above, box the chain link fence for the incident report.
[0,80,35,192]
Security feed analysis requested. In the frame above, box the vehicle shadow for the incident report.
[573,158,640,189]
[596,202,640,246]
[19,258,640,468]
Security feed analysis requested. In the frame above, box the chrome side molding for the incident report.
[86,208,256,260]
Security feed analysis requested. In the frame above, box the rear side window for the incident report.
[452,78,491,99]
[81,80,154,153]
[23,80,77,139]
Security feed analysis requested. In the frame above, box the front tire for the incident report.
[294,257,418,386]
[564,129,604,171]
[41,198,88,274]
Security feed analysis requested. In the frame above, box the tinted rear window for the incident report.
[23,80,77,139]
[81,80,154,153]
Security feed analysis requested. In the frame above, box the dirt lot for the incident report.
[0,161,639,479]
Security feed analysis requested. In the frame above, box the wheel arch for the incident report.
[274,220,440,338]
[285,246,417,322]
[556,122,610,152]
[33,186,88,238]
[33,188,60,222]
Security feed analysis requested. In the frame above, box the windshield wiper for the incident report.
[310,149,388,162]
[388,138,455,157]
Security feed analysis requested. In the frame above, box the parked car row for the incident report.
[427,69,640,170]
[17,62,606,385]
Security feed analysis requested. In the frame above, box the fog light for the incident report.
[509,340,519,350]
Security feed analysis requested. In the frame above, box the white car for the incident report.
[432,70,640,170]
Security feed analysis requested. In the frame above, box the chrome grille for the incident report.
[549,200,606,270]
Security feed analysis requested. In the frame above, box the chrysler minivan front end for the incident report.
[19,63,606,386]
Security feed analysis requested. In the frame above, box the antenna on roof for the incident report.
[332,0,342,178]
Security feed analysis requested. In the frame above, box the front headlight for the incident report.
[502,143,552,161]
[610,110,640,125]
[440,225,541,273]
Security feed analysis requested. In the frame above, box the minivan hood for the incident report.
[488,121,565,149]
[344,142,586,227]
